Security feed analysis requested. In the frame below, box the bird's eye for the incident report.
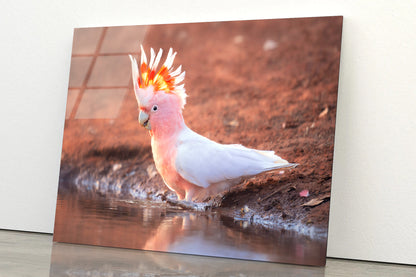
[152,105,158,112]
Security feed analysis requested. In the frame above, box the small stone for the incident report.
[263,39,278,51]
[227,119,239,127]
[112,163,122,171]
[242,221,249,229]
[234,35,244,44]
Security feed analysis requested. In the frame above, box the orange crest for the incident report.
[129,46,187,108]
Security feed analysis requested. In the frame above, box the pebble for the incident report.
[112,163,122,171]
[263,39,278,51]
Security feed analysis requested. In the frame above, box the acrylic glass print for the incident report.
[54,17,343,266]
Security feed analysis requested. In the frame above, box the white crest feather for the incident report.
[170,65,182,77]
[163,48,177,70]
[129,55,139,89]
[140,45,147,66]
[151,48,163,71]
[149,48,156,69]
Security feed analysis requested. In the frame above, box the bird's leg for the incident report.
[184,189,194,202]
[166,198,209,211]
[184,184,204,202]
[175,191,185,201]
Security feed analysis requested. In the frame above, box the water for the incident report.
[54,194,327,265]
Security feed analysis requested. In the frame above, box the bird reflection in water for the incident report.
[53,195,326,265]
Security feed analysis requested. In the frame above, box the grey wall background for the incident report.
[0,0,415,265]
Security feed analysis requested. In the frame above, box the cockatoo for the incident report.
[129,46,296,202]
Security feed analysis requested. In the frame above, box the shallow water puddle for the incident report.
[54,194,327,265]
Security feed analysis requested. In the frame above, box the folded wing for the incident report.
[175,128,296,188]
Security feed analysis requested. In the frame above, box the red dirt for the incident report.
[59,17,343,230]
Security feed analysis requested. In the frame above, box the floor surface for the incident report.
[0,230,415,276]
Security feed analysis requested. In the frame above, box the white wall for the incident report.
[0,0,415,265]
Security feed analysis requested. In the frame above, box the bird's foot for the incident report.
[166,198,211,211]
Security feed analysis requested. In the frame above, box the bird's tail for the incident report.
[256,150,299,167]
[224,144,298,177]
[252,150,299,172]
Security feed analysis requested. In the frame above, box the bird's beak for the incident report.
[139,110,151,130]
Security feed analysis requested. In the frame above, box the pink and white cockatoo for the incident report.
[129,46,296,202]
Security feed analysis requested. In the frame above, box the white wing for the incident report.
[175,127,295,188]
